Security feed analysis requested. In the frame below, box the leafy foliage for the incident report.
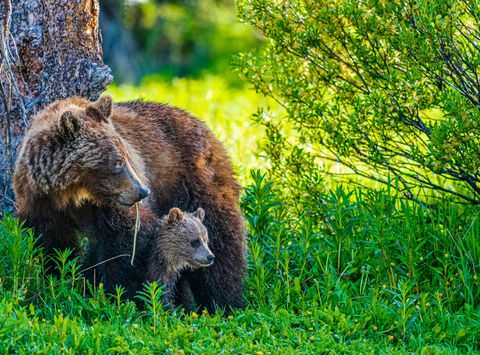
[235,0,480,203]
[242,171,480,351]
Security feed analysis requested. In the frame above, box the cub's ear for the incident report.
[194,207,205,221]
[92,95,113,119]
[168,207,184,223]
[59,111,83,140]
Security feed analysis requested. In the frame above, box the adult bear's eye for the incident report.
[113,160,124,173]
[190,239,201,248]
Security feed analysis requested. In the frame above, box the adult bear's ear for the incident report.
[59,111,83,140]
[92,95,113,119]
[87,95,113,123]
[194,207,205,221]
[168,208,183,223]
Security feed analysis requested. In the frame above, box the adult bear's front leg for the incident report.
[17,203,80,273]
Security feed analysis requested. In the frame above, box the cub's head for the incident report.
[159,207,215,270]
[13,95,150,210]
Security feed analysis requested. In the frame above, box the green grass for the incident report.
[1,76,479,353]
[242,172,480,353]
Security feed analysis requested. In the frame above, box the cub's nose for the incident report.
[207,254,215,263]
[138,185,151,200]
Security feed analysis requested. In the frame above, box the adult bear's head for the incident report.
[13,95,150,210]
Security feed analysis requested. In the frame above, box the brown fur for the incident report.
[13,95,246,312]
[81,205,158,300]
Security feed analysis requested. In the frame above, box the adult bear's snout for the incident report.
[138,185,150,200]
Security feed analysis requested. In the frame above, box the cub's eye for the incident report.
[190,239,201,248]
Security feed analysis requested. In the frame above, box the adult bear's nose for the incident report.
[138,185,150,200]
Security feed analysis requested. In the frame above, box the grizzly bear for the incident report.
[13,95,246,312]
[83,206,214,308]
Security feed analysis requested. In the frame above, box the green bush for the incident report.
[235,0,480,204]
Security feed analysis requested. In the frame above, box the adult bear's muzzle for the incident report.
[116,164,150,207]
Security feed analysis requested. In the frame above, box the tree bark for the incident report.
[0,0,112,211]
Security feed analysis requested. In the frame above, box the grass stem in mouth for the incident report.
[131,203,141,266]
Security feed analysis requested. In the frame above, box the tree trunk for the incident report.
[0,0,112,211]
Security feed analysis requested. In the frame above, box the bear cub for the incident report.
[83,206,214,309]
[148,207,215,308]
